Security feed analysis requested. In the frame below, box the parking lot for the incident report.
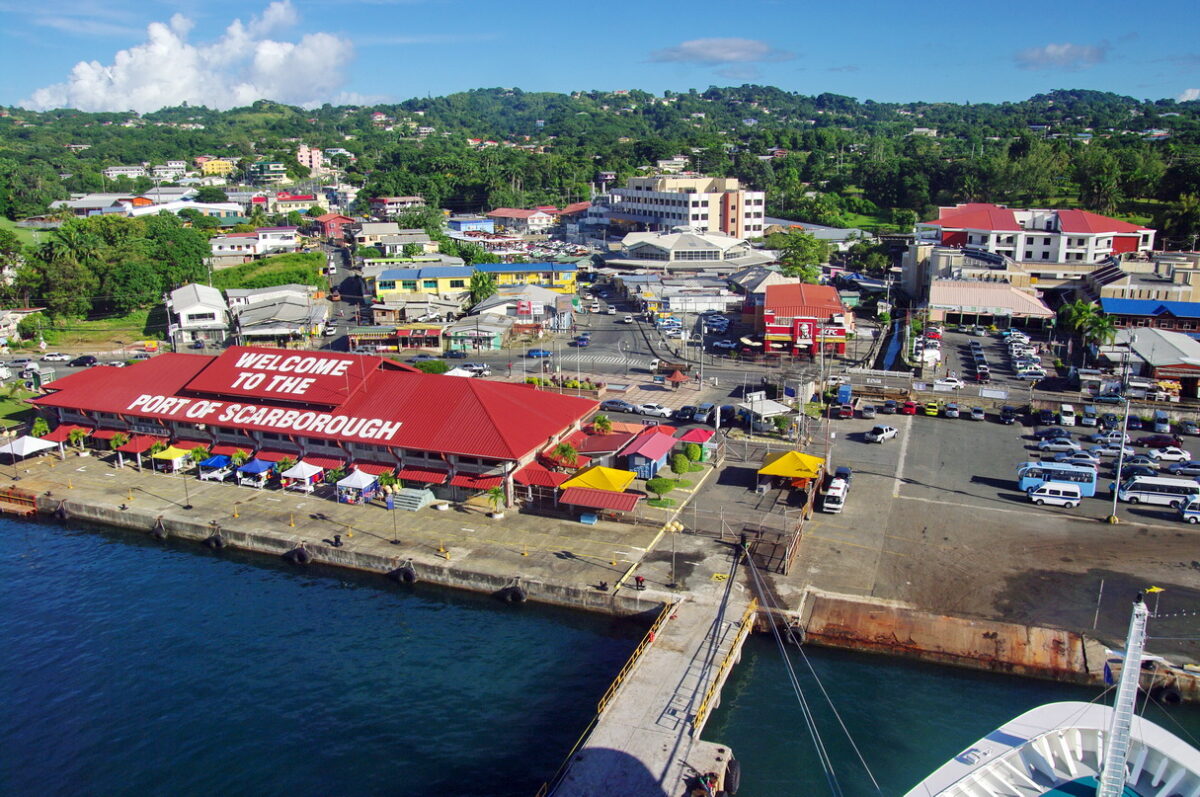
[788,405,1200,656]
[926,326,1051,388]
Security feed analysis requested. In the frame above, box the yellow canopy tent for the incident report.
[151,445,193,461]
[560,466,637,492]
[757,450,825,479]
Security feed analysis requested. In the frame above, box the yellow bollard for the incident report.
[346,531,353,538]
[233,506,239,518]
[437,541,446,553]
[289,513,295,528]
[522,544,528,557]
[68,479,73,489]
[127,488,134,501]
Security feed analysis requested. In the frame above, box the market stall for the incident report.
[236,458,275,488]
[280,460,323,493]
[151,445,193,473]
[336,468,379,504]
[198,455,232,482]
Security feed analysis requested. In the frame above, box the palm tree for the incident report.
[67,428,88,451]
[1085,315,1118,349]
[592,414,612,435]
[468,271,497,306]
[484,485,507,515]
[1059,299,1097,336]
[551,442,579,468]
[109,433,129,451]
[30,417,49,438]
[229,449,249,467]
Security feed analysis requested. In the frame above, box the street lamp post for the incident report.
[1108,396,1132,524]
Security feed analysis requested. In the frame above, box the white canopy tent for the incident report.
[280,460,323,492]
[336,469,378,490]
[0,436,57,458]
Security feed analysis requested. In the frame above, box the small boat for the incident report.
[905,595,1200,796]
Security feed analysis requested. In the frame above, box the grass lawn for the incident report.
[212,252,324,291]
[0,387,37,430]
[14,309,164,351]
[647,498,676,508]
[0,217,40,247]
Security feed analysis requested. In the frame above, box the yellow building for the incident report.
[374,267,474,301]
[474,262,577,294]
[200,159,237,176]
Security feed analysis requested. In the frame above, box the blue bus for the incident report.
[1016,461,1098,497]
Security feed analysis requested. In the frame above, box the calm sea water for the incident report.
[705,636,1200,795]
[0,519,641,797]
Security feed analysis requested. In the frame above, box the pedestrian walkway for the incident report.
[553,587,754,796]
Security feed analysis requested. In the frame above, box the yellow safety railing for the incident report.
[691,598,758,734]
[535,601,677,797]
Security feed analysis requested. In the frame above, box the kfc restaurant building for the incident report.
[30,346,598,503]
[759,283,853,357]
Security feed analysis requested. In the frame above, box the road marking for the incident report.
[892,418,913,497]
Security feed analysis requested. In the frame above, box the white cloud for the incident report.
[1179,88,1200,102]
[650,37,793,66]
[20,1,355,113]
[1014,42,1110,71]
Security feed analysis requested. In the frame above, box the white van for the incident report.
[1179,498,1200,524]
[1027,483,1082,507]
[1059,404,1076,427]
[822,478,848,513]
[1081,405,1098,427]
[1154,410,1170,434]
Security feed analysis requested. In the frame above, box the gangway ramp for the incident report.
[553,593,756,796]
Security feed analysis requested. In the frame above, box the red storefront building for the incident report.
[759,283,853,356]
[30,346,597,503]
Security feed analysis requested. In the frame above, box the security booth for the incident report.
[336,468,380,504]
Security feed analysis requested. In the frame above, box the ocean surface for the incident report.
[3,518,1199,797]
[705,635,1200,795]
[0,519,641,797]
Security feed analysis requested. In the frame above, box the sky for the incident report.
[2,0,1198,113]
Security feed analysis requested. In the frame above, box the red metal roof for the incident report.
[559,487,640,512]
[677,428,715,443]
[450,473,503,490]
[302,456,345,470]
[184,346,382,407]
[922,203,1021,232]
[253,449,294,462]
[513,463,570,487]
[31,347,597,461]
[210,444,252,456]
[117,434,165,454]
[41,424,92,442]
[578,432,635,454]
[763,283,846,320]
[1056,209,1148,234]
[396,467,447,484]
[623,431,677,461]
[355,462,395,476]
[173,439,210,451]
[90,428,125,440]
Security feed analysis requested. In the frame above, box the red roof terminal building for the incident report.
[30,346,598,501]
[758,283,853,356]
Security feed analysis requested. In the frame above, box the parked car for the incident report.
[1180,420,1200,436]
[672,406,697,422]
[40,352,69,362]
[1166,461,1200,477]
[923,401,940,416]
[638,403,672,418]
[1117,464,1158,481]
[68,355,97,368]
[1053,450,1101,466]
[1094,393,1125,404]
[1100,412,1120,429]
[599,399,636,413]
[943,403,960,419]
[407,354,437,363]
[444,350,467,359]
[969,407,986,421]
[835,403,853,419]
[934,377,965,390]
[860,404,877,419]
[527,349,553,358]
[1038,438,1081,453]
[1149,446,1192,462]
[1036,409,1056,425]
[1124,455,1159,469]
[462,363,492,376]
[1000,406,1019,424]
[865,425,898,443]
[1034,427,1071,440]
[711,340,737,350]
[878,399,897,415]
[1137,434,1183,448]
[1014,370,1046,381]
[834,465,854,486]
[1088,443,1135,459]
[1089,430,1130,444]
[1125,416,1144,430]
[900,401,918,415]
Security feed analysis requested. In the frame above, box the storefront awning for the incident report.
[41,424,92,443]
[559,487,640,512]
[450,473,504,490]
[396,467,448,484]
[117,435,166,454]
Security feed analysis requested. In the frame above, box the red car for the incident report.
[900,400,919,415]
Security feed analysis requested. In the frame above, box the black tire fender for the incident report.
[724,758,741,794]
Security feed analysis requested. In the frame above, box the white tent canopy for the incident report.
[337,469,378,490]
[280,461,323,480]
[0,436,57,457]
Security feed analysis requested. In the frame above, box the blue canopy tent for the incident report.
[198,454,232,481]
[237,458,275,489]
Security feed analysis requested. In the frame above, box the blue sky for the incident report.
[3,0,1198,112]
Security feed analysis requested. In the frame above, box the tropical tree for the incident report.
[67,427,88,450]
[30,417,49,438]
[1059,299,1098,337]
[468,271,498,306]
[484,485,507,513]
[1084,314,1118,348]
[148,441,167,456]
[592,414,612,435]
[229,449,249,467]
[190,446,209,463]
[110,433,129,451]
[645,477,676,502]
[277,456,296,474]
[551,441,579,468]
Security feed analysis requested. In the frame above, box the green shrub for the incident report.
[683,443,701,462]
[671,453,690,475]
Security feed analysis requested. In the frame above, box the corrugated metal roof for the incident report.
[1100,298,1200,319]
[41,424,91,442]
[922,203,1021,232]
[474,262,576,274]
[450,474,503,489]
[1057,209,1147,234]
[396,467,448,484]
[764,283,846,320]
[559,487,640,512]
[623,431,677,461]
[513,463,570,487]
[927,280,1053,318]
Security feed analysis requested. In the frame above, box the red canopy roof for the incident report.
[677,428,715,443]
[513,462,570,488]
[559,487,640,512]
[396,467,447,484]
[922,203,1021,232]
[90,428,125,440]
[41,424,91,443]
[172,439,210,451]
[355,462,395,476]
[117,434,165,454]
[253,449,294,462]
[210,444,252,456]
[624,431,677,461]
[450,474,504,490]
[302,456,345,470]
